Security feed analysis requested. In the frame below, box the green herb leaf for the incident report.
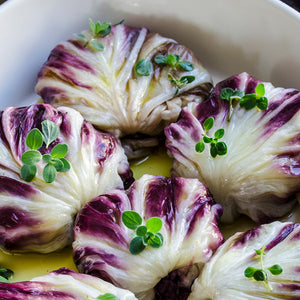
[267,264,283,275]
[95,293,120,300]
[129,236,146,255]
[255,248,265,256]
[136,59,152,76]
[240,94,257,110]
[178,61,194,71]
[21,164,37,182]
[253,270,267,282]
[73,33,87,41]
[179,75,195,85]
[216,141,227,156]
[51,144,68,159]
[0,268,13,280]
[0,276,9,283]
[244,267,257,278]
[89,40,105,51]
[154,55,168,65]
[26,128,43,150]
[195,141,205,153]
[136,225,147,237]
[214,128,225,139]
[57,158,71,172]
[167,54,178,67]
[21,150,42,165]
[42,154,52,163]
[43,163,57,183]
[220,88,234,101]
[146,217,162,233]
[203,117,214,131]
[147,232,163,248]
[203,136,213,143]
[97,23,111,36]
[232,90,245,99]
[256,96,268,110]
[255,83,265,97]
[41,120,59,148]
[52,158,64,171]
[210,143,218,158]
[122,211,142,230]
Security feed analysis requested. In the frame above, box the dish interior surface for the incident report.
[0,0,299,286]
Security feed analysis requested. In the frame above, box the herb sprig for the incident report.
[0,267,13,283]
[195,117,227,158]
[21,120,70,183]
[220,83,268,120]
[244,245,283,290]
[74,19,123,51]
[87,293,120,300]
[122,211,164,255]
[135,53,195,95]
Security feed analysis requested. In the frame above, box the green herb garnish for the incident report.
[122,211,164,255]
[136,59,153,76]
[88,293,120,300]
[195,117,227,158]
[74,19,123,51]
[244,245,283,290]
[21,120,71,183]
[220,83,268,120]
[169,74,195,96]
[154,54,194,72]
[0,267,13,283]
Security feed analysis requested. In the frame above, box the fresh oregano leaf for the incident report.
[136,225,147,237]
[122,211,143,230]
[267,264,283,275]
[240,94,257,110]
[255,83,265,97]
[21,150,42,165]
[0,268,13,280]
[256,96,268,110]
[178,61,194,71]
[214,128,225,139]
[203,136,213,143]
[210,143,218,158]
[154,55,168,65]
[146,217,162,233]
[216,141,227,156]
[51,144,68,159]
[244,267,257,278]
[73,33,87,41]
[203,117,214,131]
[90,40,105,51]
[41,120,59,148]
[26,128,43,150]
[179,75,195,85]
[220,88,234,101]
[136,59,152,76]
[129,236,146,255]
[21,164,37,182]
[253,270,267,282]
[43,163,57,183]
[195,141,205,153]
[42,154,52,163]
[147,232,163,248]
[95,293,120,300]
[57,158,71,172]
[0,276,9,283]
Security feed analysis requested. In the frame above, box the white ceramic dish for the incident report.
[0,0,300,285]
[0,0,300,110]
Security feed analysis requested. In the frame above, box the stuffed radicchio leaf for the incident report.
[189,221,300,300]
[165,72,300,223]
[0,268,137,299]
[35,23,212,158]
[0,104,132,253]
[73,175,223,300]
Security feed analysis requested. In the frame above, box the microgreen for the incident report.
[154,54,194,72]
[195,117,227,158]
[220,83,268,120]
[74,19,123,52]
[87,293,120,300]
[169,74,195,96]
[244,245,283,290]
[0,267,13,283]
[122,211,163,255]
[21,120,70,183]
[136,59,153,76]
